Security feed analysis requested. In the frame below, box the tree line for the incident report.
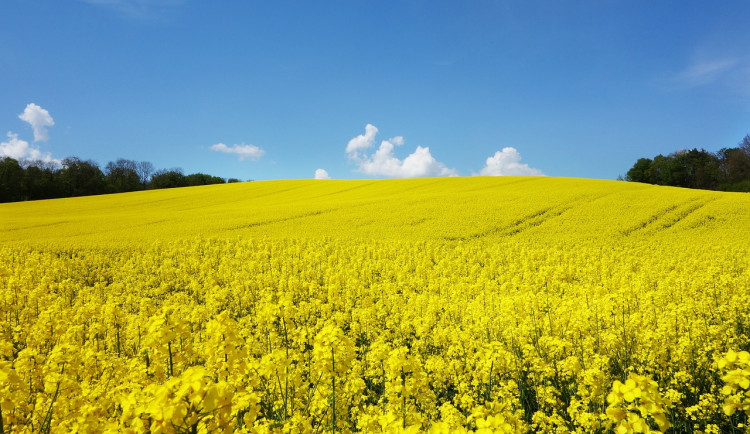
[625,135,750,192]
[0,157,241,203]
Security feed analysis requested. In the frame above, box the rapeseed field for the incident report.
[1,177,749,433]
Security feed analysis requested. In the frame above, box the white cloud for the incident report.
[345,124,458,178]
[0,132,32,160]
[345,123,378,155]
[210,143,265,161]
[675,57,740,87]
[479,147,544,176]
[18,103,54,142]
[314,168,330,180]
[389,136,405,146]
[358,142,458,178]
[0,132,59,164]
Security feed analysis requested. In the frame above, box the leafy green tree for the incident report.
[625,158,652,183]
[0,157,24,202]
[681,149,720,190]
[645,154,673,186]
[0,154,233,202]
[625,136,749,192]
[149,169,187,189]
[22,162,59,200]
[717,137,750,188]
[58,157,107,197]
[105,159,142,193]
[184,173,226,186]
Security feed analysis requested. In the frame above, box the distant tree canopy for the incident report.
[105,158,141,193]
[625,135,750,192]
[0,157,240,203]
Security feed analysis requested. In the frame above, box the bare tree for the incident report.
[136,161,155,185]
[740,134,750,155]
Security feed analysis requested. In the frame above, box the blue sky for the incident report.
[2,1,749,181]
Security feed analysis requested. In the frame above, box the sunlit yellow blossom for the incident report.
[1,177,749,431]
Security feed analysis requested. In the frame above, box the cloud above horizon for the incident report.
[345,124,458,178]
[210,143,265,161]
[478,147,544,176]
[674,57,741,88]
[345,123,378,154]
[18,103,54,142]
[314,168,330,180]
[0,132,59,164]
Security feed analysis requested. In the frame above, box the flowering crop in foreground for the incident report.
[1,236,749,432]
[1,178,749,432]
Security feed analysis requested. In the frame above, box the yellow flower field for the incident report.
[1,177,749,433]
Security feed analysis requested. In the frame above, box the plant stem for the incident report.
[331,346,336,433]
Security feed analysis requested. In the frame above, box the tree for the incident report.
[680,149,720,190]
[645,154,673,186]
[0,153,236,202]
[0,157,24,202]
[22,162,59,200]
[625,136,750,192]
[184,173,226,186]
[625,158,652,183]
[740,134,750,154]
[105,159,142,193]
[58,157,107,197]
[136,161,155,186]
[149,169,187,189]
[718,135,750,187]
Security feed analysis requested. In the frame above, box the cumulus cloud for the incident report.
[345,123,378,155]
[314,168,330,180]
[210,143,265,161]
[345,124,458,178]
[0,132,59,164]
[18,103,54,142]
[479,147,544,176]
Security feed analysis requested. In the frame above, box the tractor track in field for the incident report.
[657,198,717,230]
[444,193,607,241]
[228,208,339,230]
[620,197,714,236]
[307,182,379,199]
[4,220,71,231]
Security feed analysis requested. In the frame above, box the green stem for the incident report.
[40,364,65,434]
[331,346,336,433]
[168,341,174,377]
[401,368,406,429]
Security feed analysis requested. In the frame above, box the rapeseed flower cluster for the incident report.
[1,177,749,432]
[1,236,748,432]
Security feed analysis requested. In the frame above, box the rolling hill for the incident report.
[2,176,748,247]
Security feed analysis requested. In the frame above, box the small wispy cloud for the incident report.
[314,168,330,180]
[345,124,457,178]
[675,57,740,88]
[78,0,184,19]
[478,147,544,176]
[18,103,54,142]
[210,143,265,161]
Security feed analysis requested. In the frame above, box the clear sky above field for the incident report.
[1,1,749,181]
